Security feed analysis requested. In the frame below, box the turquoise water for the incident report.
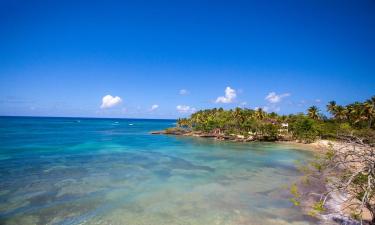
[0,117,314,225]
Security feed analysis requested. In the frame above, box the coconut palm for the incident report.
[364,96,375,128]
[346,102,366,125]
[327,101,337,116]
[255,108,266,120]
[307,106,320,120]
[334,105,347,121]
[233,107,244,124]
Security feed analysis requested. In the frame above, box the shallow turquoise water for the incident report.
[0,117,314,225]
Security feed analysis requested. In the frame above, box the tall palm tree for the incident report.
[307,106,320,120]
[364,96,375,128]
[235,107,247,128]
[334,105,347,121]
[269,112,278,119]
[255,108,266,120]
[327,101,337,116]
[346,102,366,125]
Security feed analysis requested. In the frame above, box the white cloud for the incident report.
[176,105,196,113]
[100,95,122,109]
[179,89,189,95]
[265,92,290,104]
[215,87,237,103]
[315,99,321,103]
[150,104,159,111]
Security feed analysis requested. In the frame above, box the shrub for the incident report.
[290,117,319,143]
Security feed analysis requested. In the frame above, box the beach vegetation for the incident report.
[175,95,375,143]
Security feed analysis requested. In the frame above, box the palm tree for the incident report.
[346,102,366,125]
[269,112,278,119]
[334,105,347,121]
[327,101,337,116]
[255,108,266,120]
[364,96,375,128]
[307,106,320,120]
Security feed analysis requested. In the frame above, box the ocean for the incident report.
[0,116,314,225]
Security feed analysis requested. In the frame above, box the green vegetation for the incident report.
[289,183,301,206]
[175,96,375,143]
[308,201,325,217]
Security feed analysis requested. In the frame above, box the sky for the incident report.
[0,0,374,119]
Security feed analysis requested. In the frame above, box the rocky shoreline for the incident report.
[150,128,291,142]
[151,129,368,225]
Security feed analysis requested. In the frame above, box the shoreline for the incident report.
[151,130,364,225]
[151,129,329,153]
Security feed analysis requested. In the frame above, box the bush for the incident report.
[290,117,319,143]
[259,123,279,141]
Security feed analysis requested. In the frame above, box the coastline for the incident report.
[151,129,329,153]
[276,140,327,153]
[151,130,366,225]
[286,140,364,225]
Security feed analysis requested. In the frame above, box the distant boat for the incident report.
[129,123,134,126]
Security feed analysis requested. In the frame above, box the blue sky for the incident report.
[0,0,374,119]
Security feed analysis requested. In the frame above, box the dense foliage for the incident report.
[176,96,375,143]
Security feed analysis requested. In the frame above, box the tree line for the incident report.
[176,96,375,143]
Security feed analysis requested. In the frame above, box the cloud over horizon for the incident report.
[215,87,237,103]
[100,95,122,109]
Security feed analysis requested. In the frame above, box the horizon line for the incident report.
[0,115,177,120]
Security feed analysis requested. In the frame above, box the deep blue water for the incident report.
[0,116,314,225]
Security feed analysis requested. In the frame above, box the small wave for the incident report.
[129,124,133,126]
